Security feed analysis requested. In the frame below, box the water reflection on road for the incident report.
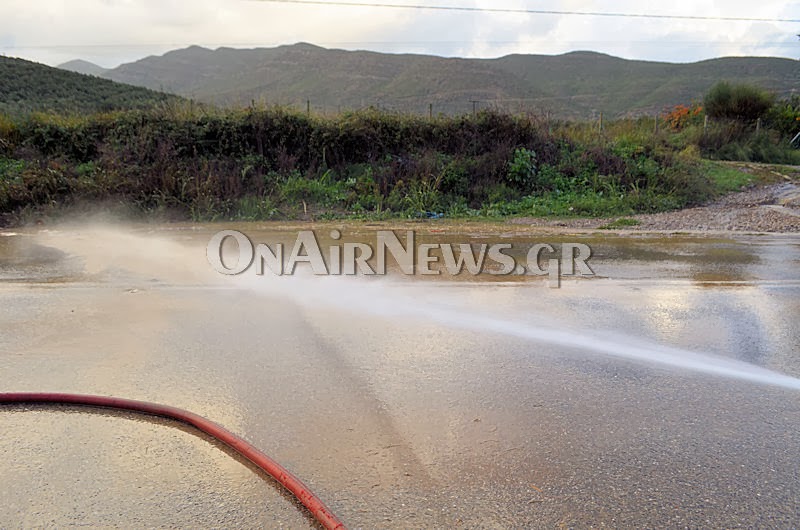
[1,223,799,528]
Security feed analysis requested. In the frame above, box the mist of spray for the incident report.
[235,272,800,391]
[35,226,800,392]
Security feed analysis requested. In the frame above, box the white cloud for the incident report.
[0,0,797,66]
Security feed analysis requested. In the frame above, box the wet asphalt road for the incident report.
[1,223,799,528]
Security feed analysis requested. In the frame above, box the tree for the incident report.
[703,81,774,122]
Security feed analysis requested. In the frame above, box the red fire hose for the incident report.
[0,392,345,530]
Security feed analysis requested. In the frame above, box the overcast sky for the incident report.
[1,0,798,68]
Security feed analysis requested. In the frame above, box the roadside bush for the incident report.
[0,106,758,222]
[506,147,537,191]
[765,95,800,137]
[704,81,774,123]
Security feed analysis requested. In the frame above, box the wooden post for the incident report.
[470,100,479,116]
[703,115,708,136]
[306,100,310,115]
[599,112,604,132]
[429,103,433,119]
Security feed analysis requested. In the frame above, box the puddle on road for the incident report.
[0,222,787,287]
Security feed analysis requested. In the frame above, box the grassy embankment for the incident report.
[0,103,798,225]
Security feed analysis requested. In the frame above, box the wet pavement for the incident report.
[1,222,799,528]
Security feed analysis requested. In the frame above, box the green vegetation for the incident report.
[704,81,774,122]
[687,83,800,164]
[1,78,798,225]
[0,56,180,116]
[766,95,800,137]
[703,161,756,193]
[0,109,751,223]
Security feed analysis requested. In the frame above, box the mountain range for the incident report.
[57,43,799,119]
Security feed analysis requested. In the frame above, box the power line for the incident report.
[253,0,800,23]
[3,40,798,49]
[4,34,796,50]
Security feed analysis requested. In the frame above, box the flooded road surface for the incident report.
[1,223,799,528]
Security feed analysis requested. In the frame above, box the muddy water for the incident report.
[1,223,799,528]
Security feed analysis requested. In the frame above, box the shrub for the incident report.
[704,81,774,123]
[765,95,800,137]
[507,147,537,190]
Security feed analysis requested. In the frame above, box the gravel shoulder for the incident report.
[511,164,800,233]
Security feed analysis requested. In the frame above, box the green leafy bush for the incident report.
[507,147,537,190]
[704,81,774,123]
[765,95,800,136]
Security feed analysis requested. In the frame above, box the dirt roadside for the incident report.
[511,164,800,233]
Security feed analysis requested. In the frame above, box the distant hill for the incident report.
[58,59,108,77]
[0,56,180,116]
[494,52,799,118]
[100,44,800,118]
